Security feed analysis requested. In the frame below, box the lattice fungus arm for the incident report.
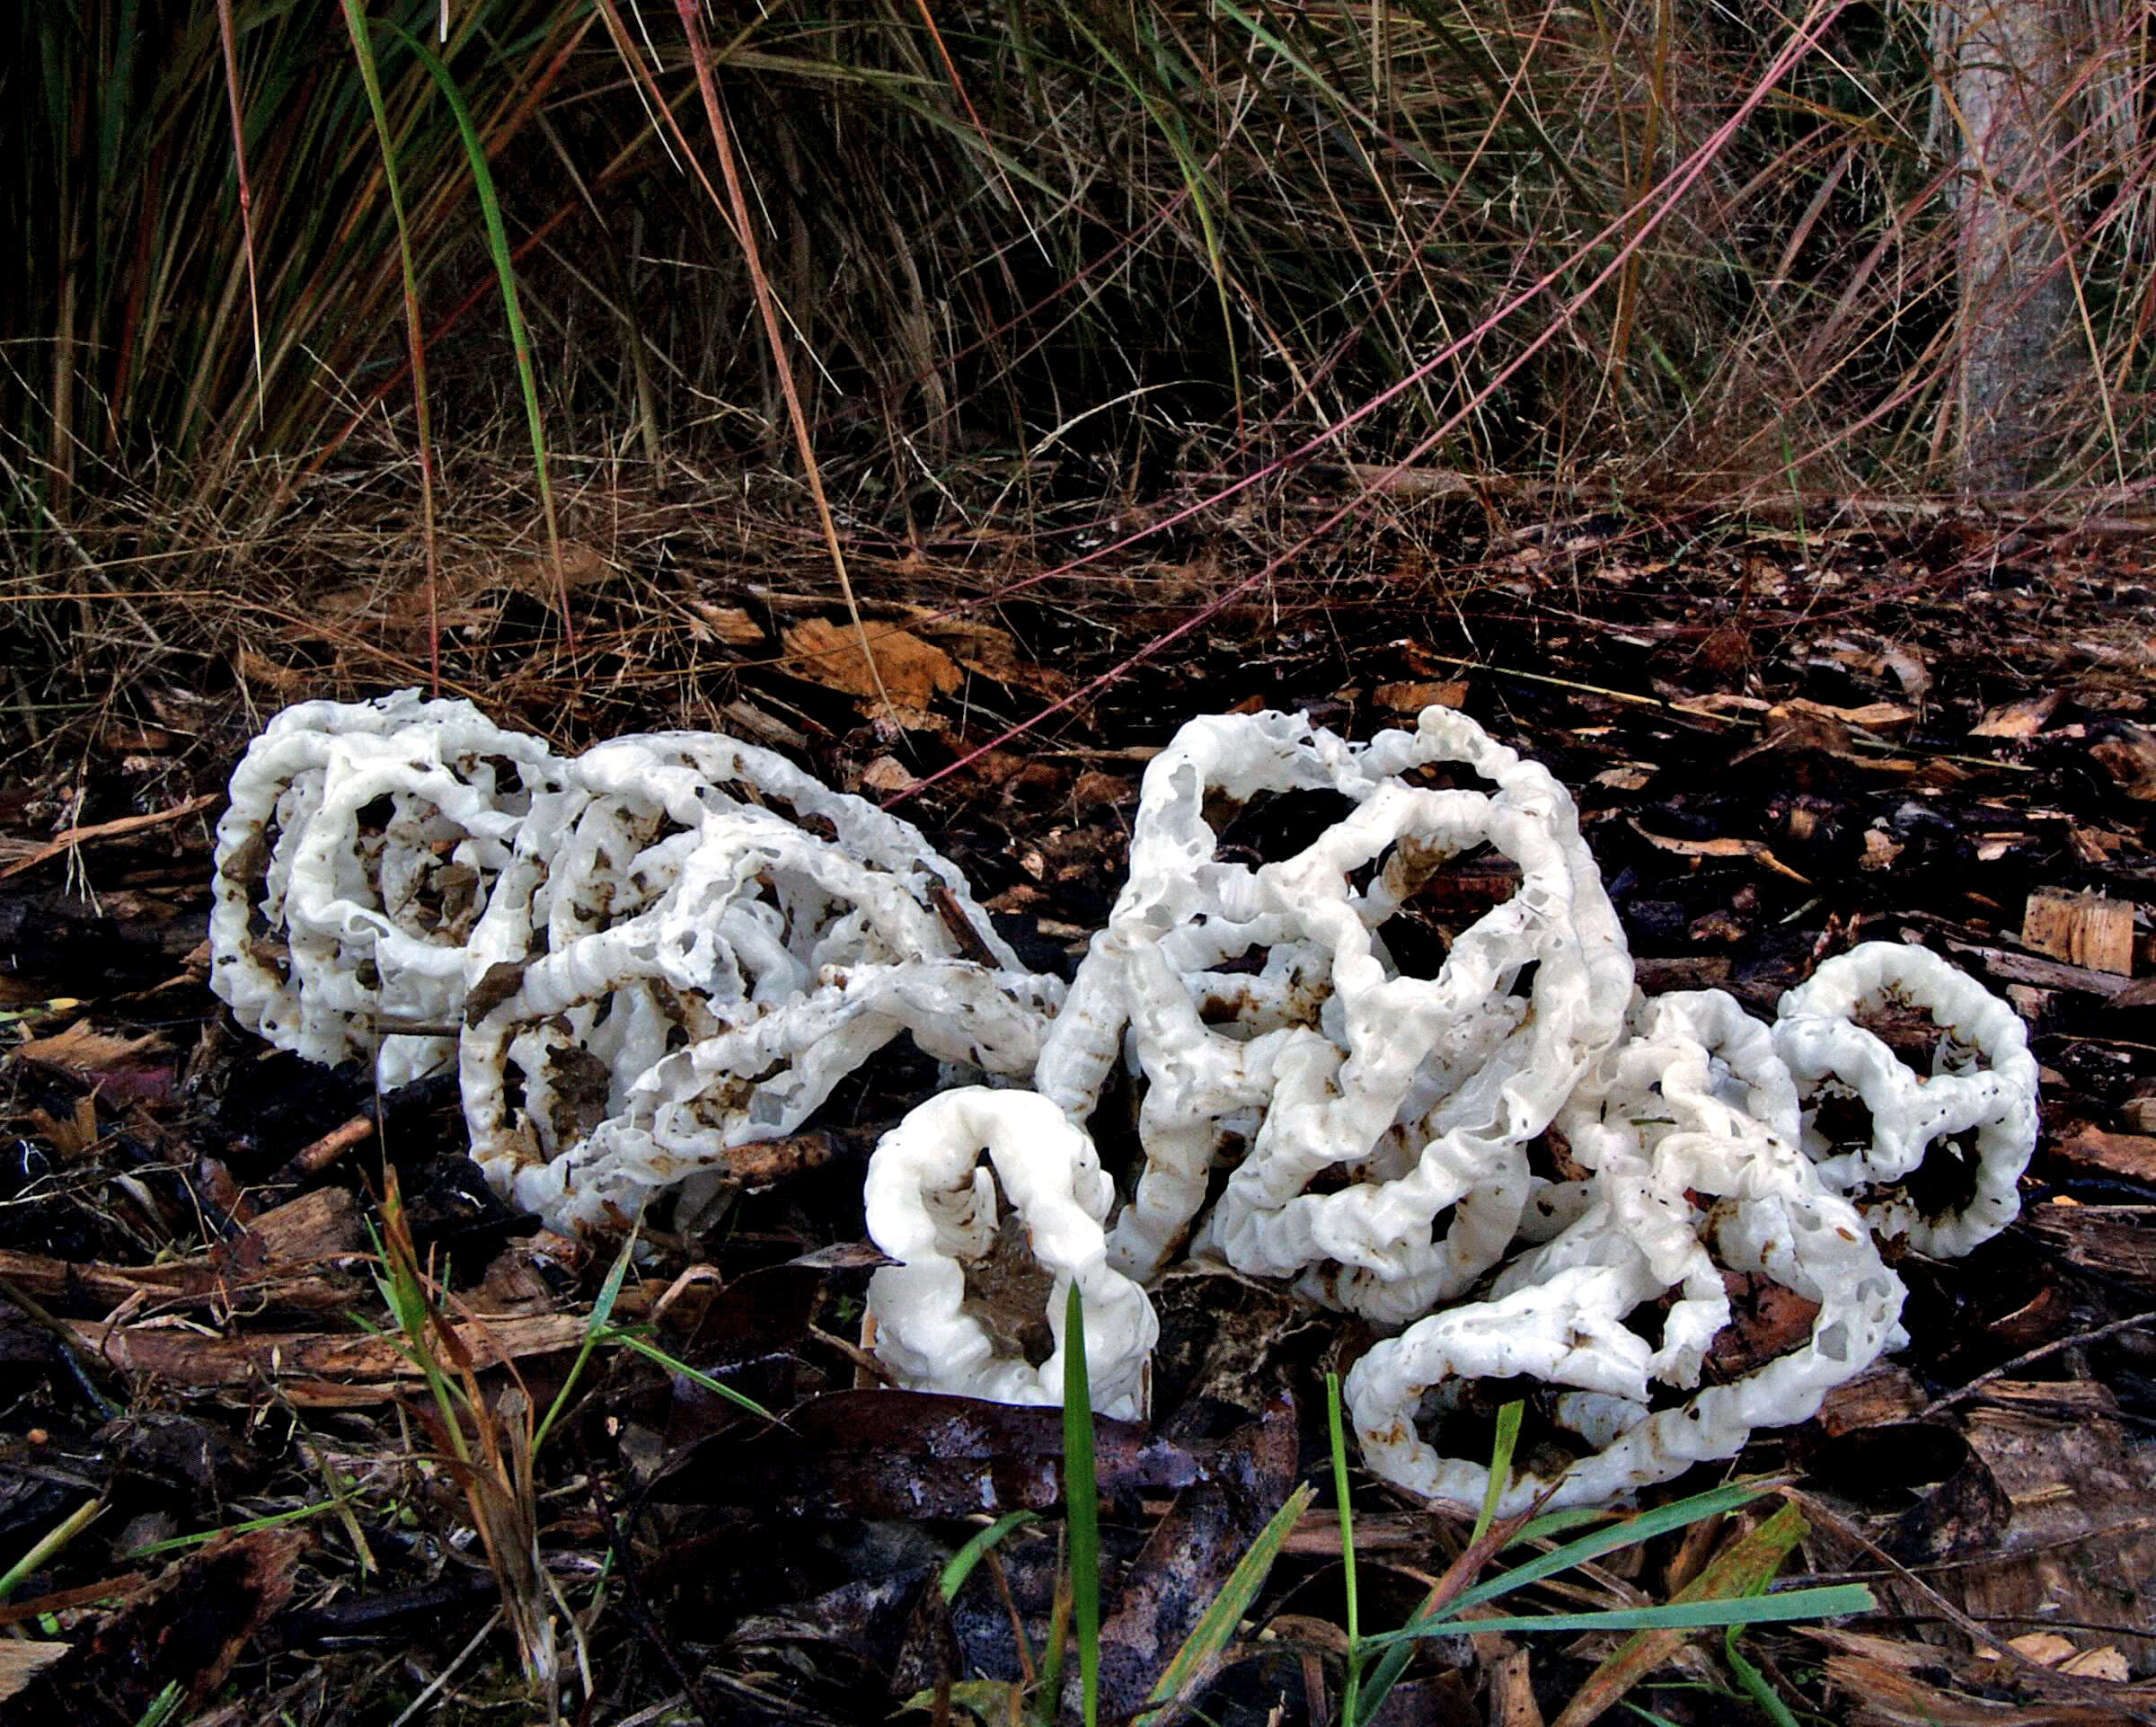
[462,806,1061,1235]
[1203,784,1632,1323]
[1348,1008,1904,1514]
[1042,706,1630,1315]
[1772,942,2039,1256]
[863,1088,1158,1421]
[210,691,561,1085]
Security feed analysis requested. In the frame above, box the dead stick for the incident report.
[0,793,220,881]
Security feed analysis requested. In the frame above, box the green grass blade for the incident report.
[214,0,263,430]
[941,1510,1038,1604]
[377,16,573,657]
[534,1228,640,1452]
[1445,1481,1775,1618]
[1137,1482,1316,1724]
[1360,1584,1876,1646]
[1062,1280,1100,1727]
[131,1681,185,1727]
[1327,1371,1363,1723]
[1469,1399,1524,1548]
[123,1499,344,1560]
[0,1497,102,1601]
[340,0,441,693]
[1354,1480,1776,1723]
[1726,1613,1804,1727]
[599,1326,775,1422]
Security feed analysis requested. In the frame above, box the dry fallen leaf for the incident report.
[0,1643,70,1703]
[1972,690,2062,740]
[2088,722,2156,801]
[859,755,915,794]
[689,602,767,646]
[11,1020,168,1076]
[2003,1633,2081,1667]
[1785,695,1917,730]
[25,1093,101,1156]
[1374,678,1469,713]
[1861,828,1904,871]
[236,647,309,694]
[486,540,612,600]
[1626,819,1812,883]
[782,616,960,718]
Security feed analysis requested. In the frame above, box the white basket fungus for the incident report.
[210,691,561,1085]
[1040,705,1630,1322]
[211,693,2038,1511]
[863,1087,1158,1421]
[1773,942,2040,1256]
[1347,994,1906,1513]
[461,794,1060,1235]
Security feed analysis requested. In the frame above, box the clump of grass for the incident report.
[13,0,2155,590]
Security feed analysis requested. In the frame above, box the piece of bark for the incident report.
[0,1188,366,1316]
[64,1309,588,1392]
[1931,937,2137,999]
[2047,1127,2156,1187]
[1814,1363,1928,1439]
[1958,1380,2156,1672]
[1630,956,1734,993]
[6,1529,302,1723]
[2021,890,2134,977]
[2018,1204,2156,1289]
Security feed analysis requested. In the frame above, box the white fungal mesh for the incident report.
[1772,943,2040,1255]
[1037,705,1633,1321]
[214,694,2038,1507]
[1346,990,1907,1512]
[864,1087,1157,1421]
[210,690,562,1086]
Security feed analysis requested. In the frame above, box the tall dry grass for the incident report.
[4,0,2152,576]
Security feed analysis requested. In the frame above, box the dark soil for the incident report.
[4,499,2155,1726]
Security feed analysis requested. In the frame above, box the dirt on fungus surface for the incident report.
[4,500,2156,1726]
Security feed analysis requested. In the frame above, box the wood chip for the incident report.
[64,1309,589,1392]
[2048,1127,2156,1187]
[2021,890,2135,977]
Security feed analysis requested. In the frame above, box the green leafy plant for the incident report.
[1350,1483,1871,1726]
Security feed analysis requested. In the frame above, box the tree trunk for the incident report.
[1948,0,2076,495]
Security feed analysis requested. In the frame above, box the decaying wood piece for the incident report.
[63,1308,589,1395]
[0,1188,366,1315]
[4,1529,303,1721]
[2049,1126,2156,1187]
[2019,1204,2156,1290]
[2021,889,2134,977]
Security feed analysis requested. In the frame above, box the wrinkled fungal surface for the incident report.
[213,695,2042,1510]
[209,691,561,1085]
[456,766,1061,1235]
[461,802,1061,1233]
[1772,942,2040,1256]
[1038,705,1633,1322]
[212,695,1064,1235]
[1346,993,1906,1513]
[863,1088,1157,1421]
